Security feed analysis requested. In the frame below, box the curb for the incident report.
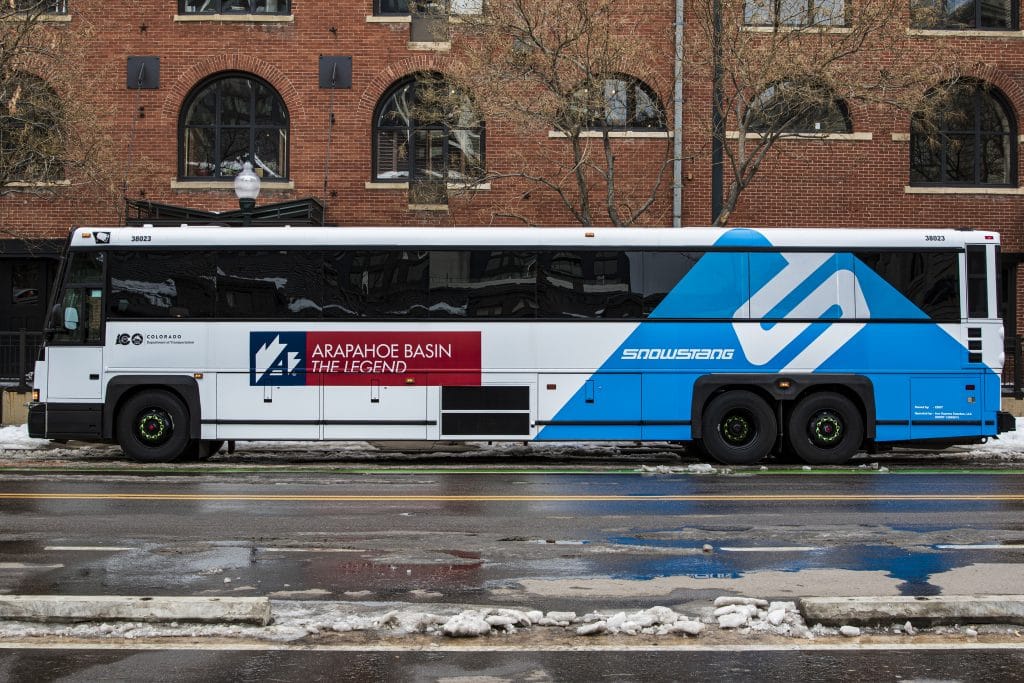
[0,595,272,625]
[799,595,1024,627]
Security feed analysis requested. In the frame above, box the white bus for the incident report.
[28,225,1014,464]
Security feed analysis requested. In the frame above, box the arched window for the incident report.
[568,74,666,130]
[373,73,484,182]
[911,81,1016,186]
[179,72,289,179]
[0,73,64,182]
[748,82,852,134]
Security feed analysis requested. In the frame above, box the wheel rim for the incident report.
[807,410,843,449]
[134,408,174,447]
[719,410,755,446]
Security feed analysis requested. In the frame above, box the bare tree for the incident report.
[0,0,124,236]
[438,0,676,226]
[688,0,962,226]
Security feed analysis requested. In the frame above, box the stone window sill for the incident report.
[741,24,852,33]
[365,181,490,190]
[548,130,673,138]
[726,131,871,141]
[408,41,450,51]
[366,15,411,23]
[173,14,294,22]
[2,180,70,188]
[908,29,1024,38]
[904,185,1024,195]
[171,180,294,191]
[409,203,449,211]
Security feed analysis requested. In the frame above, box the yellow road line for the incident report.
[0,493,1022,502]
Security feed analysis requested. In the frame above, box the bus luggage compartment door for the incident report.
[216,373,320,440]
[322,379,428,440]
[536,373,641,440]
[910,375,982,440]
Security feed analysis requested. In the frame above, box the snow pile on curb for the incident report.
[572,606,705,637]
[713,597,809,637]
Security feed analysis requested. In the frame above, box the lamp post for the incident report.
[233,161,261,226]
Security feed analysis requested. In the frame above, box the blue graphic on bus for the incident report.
[537,229,993,443]
[250,332,307,386]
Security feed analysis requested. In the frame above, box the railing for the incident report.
[0,330,43,390]
[1005,336,1023,399]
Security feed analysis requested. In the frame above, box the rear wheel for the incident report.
[700,390,777,465]
[786,392,864,465]
[116,390,191,463]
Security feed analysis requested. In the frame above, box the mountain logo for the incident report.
[250,332,307,386]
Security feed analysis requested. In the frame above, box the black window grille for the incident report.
[373,73,484,182]
[179,72,289,179]
[179,0,290,15]
[911,0,1017,29]
[910,81,1016,187]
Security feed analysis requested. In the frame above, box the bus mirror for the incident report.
[63,306,79,331]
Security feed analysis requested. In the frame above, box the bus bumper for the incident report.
[997,410,1017,434]
[27,402,46,439]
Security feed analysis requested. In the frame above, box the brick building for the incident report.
[2,0,1023,391]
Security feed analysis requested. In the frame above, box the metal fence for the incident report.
[0,330,42,389]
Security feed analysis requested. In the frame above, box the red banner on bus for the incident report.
[307,331,481,386]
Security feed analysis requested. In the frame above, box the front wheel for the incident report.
[786,392,864,465]
[700,390,777,465]
[116,390,191,463]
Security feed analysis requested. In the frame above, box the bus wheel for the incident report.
[701,390,777,465]
[116,390,191,463]
[786,392,864,466]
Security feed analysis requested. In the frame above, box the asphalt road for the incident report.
[0,468,1022,607]
[2,645,1023,682]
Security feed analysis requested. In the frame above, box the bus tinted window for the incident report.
[216,251,323,318]
[333,250,428,318]
[109,251,215,319]
[855,251,960,321]
[642,251,700,314]
[967,246,988,318]
[429,251,537,318]
[66,251,104,285]
[539,251,642,319]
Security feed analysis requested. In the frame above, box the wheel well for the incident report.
[691,374,875,440]
[103,376,201,439]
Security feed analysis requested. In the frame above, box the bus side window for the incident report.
[966,246,989,319]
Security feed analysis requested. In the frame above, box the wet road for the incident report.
[2,645,1023,682]
[0,469,1022,608]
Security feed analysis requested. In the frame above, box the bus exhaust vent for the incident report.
[968,328,983,364]
[441,386,530,436]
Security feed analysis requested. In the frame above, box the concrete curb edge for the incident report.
[0,595,272,625]
[799,595,1024,627]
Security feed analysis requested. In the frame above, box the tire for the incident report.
[700,390,777,465]
[116,390,191,463]
[786,392,864,465]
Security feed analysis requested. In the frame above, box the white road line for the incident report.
[0,563,63,570]
[44,547,132,552]
[718,546,821,552]
[935,544,1024,550]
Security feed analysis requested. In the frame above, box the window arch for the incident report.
[910,81,1016,186]
[568,74,666,130]
[179,72,289,180]
[373,73,484,182]
[748,81,852,134]
[0,72,64,182]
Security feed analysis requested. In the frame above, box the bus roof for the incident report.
[67,226,1000,250]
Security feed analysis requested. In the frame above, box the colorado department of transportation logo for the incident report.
[250,332,306,386]
[116,333,145,346]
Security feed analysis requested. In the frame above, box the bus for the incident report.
[27,225,1015,465]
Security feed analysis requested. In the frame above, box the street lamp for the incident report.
[233,160,261,226]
